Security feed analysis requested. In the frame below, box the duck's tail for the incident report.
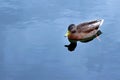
[97,19,104,26]
[90,19,104,27]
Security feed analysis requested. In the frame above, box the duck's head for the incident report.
[65,24,76,37]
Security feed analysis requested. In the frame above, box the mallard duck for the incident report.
[65,19,104,42]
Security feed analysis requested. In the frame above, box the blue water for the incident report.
[0,0,120,80]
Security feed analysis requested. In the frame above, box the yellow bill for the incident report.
[64,31,70,37]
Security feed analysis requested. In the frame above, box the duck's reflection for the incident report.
[65,30,102,51]
[65,42,77,51]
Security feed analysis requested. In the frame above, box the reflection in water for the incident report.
[65,30,102,51]
[65,42,77,51]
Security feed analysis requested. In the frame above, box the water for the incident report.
[0,0,120,80]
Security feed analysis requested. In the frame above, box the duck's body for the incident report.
[65,19,104,42]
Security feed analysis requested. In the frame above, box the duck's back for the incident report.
[76,20,102,33]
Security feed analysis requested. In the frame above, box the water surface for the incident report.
[0,0,120,80]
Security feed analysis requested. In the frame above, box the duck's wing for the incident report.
[77,19,104,33]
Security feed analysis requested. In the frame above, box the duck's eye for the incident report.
[71,30,76,33]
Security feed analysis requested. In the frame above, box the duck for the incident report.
[65,19,104,43]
